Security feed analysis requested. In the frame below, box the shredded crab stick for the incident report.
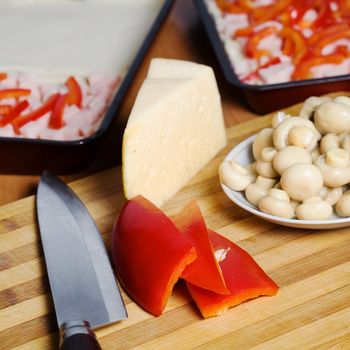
[112,195,196,316]
[186,229,279,318]
[209,0,350,84]
[173,200,229,295]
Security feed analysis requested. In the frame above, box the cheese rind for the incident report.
[122,58,227,207]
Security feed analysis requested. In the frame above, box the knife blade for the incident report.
[37,171,127,350]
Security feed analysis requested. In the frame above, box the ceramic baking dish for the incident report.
[0,0,173,174]
[195,0,350,115]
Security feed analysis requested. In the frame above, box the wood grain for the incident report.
[1,99,349,349]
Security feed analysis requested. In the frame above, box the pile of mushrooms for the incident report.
[219,95,350,221]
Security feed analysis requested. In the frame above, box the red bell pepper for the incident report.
[215,0,252,14]
[173,200,229,295]
[279,27,307,64]
[0,104,12,116]
[0,100,29,127]
[12,93,59,134]
[245,26,278,58]
[112,195,196,316]
[186,229,279,318]
[48,94,67,129]
[251,0,291,24]
[0,88,31,99]
[65,76,83,108]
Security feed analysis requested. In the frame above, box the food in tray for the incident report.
[220,94,350,221]
[113,195,278,318]
[0,72,120,140]
[122,58,227,208]
[206,0,350,85]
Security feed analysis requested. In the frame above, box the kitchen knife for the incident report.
[37,171,127,350]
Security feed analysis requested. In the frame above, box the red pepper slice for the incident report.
[312,29,350,56]
[245,26,278,58]
[48,94,67,129]
[112,195,196,316]
[279,27,307,64]
[173,200,229,295]
[0,104,12,116]
[251,0,291,24]
[12,93,59,134]
[0,100,29,127]
[186,230,279,318]
[0,88,31,99]
[0,73,7,81]
[65,76,83,108]
[215,0,252,14]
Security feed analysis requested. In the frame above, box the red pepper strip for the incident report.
[308,23,349,46]
[0,104,12,115]
[241,56,281,83]
[312,29,350,56]
[311,0,334,28]
[0,88,31,99]
[251,0,291,24]
[48,94,67,129]
[112,195,196,316]
[0,100,29,127]
[0,73,7,81]
[173,200,229,295]
[215,0,252,14]
[245,26,278,58]
[292,54,346,80]
[65,76,82,108]
[186,229,279,318]
[279,27,307,64]
[12,93,59,134]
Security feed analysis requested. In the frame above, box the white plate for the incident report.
[221,135,350,230]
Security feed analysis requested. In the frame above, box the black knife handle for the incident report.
[60,320,102,350]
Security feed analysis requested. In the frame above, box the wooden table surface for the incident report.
[0,0,257,206]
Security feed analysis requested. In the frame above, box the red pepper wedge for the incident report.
[48,94,67,129]
[0,100,29,127]
[186,230,279,318]
[0,88,31,99]
[112,195,197,316]
[65,76,83,108]
[173,200,229,295]
[12,93,59,134]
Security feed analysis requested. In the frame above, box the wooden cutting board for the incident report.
[1,98,350,350]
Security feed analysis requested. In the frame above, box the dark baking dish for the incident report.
[0,0,174,175]
[195,0,350,115]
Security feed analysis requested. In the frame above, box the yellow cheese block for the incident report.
[122,58,227,207]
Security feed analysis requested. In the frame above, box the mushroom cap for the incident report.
[281,163,324,201]
[320,133,340,154]
[295,196,333,220]
[258,189,294,219]
[318,186,343,206]
[314,101,350,134]
[335,190,350,217]
[219,160,255,191]
[245,176,276,207]
[273,146,312,175]
[299,96,330,119]
[252,128,274,160]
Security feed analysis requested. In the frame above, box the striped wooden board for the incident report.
[1,98,350,349]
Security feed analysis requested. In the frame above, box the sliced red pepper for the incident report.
[251,0,291,24]
[245,26,278,58]
[312,29,350,56]
[279,27,307,64]
[215,0,252,14]
[65,76,83,108]
[173,200,229,295]
[0,88,31,99]
[186,229,279,318]
[48,94,67,129]
[0,104,12,116]
[0,100,29,127]
[112,195,196,316]
[12,93,59,134]
[0,73,7,81]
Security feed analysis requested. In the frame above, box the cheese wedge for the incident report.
[122,58,227,207]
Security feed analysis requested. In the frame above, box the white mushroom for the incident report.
[341,134,350,153]
[272,111,289,128]
[273,117,319,151]
[219,160,256,191]
[314,100,350,134]
[252,128,274,160]
[295,196,333,220]
[280,163,324,201]
[318,186,344,206]
[256,147,279,178]
[273,146,312,175]
[311,146,321,162]
[335,190,350,217]
[299,96,331,119]
[320,133,340,154]
[258,188,295,219]
[315,148,350,187]
[334,95,350,106]
[245,176,276,207]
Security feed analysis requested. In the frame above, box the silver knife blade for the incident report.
[37,171,127,329]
